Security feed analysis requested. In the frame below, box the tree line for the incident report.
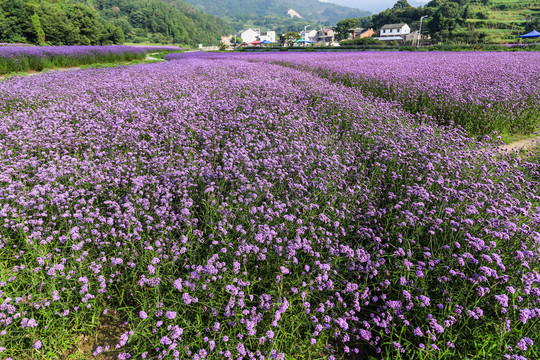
[77,0,234,46]
[0,0,234,46]
[0,0,124,45]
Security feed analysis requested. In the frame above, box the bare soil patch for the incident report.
[500,135,540,152]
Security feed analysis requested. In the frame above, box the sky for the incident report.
[320,0,429,13]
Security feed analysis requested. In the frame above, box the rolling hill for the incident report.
[181,0,371,32]
[463,0,540,42]
[366,0,540,43]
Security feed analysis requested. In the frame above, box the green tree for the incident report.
[334,18,363,41]
[393,0,412,9]
[36,2,79,45]
[30,13,45,45]
[0,0,32,43]
[111,17,133,39]
[283,31,300,46]
[66,3,106,45]
[230,35,242,44]
[524,18,540,33]
[427,2,462,42]
[101,22,125,44]
[370,2,426,31]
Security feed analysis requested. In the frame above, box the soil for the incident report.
[499,135,540,152]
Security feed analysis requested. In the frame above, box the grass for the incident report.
[462,0,540,42]
[0,51,179,79]
[0,51,146,75]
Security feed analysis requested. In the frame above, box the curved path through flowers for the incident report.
[500,135,540,152]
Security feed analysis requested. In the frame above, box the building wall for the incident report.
[380,25,411,37]
[315,29,335,44]
[301,30,317,42]
[260,31,276,43]
[358,28,374,39]
[239,29,260,43]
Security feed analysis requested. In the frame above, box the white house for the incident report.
[315,29,335,44]
[376,23,411,41]
[238,28,260,43]
[300,29,317,42]
[259,31,276,43]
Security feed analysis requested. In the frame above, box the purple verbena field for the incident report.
[0,45,179,75]
[166,51,540,139]
[0,52,539,360]
[274,51,540,138]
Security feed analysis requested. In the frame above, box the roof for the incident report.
[239,28,260,34]
[519,29,540,38]
[381,23,408,30]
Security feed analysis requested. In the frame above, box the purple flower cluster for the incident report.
[0,53,539,359]
[166,51,540,137]
[288,51,540,136]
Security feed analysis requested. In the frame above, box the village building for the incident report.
[259,31,276,43]
[300,29,318,43]
[238,28,260,43]
[405,30,419,43]
[237,29,276,44]
[349,28,374,40]
[314,29,335,44]
[375,23,411,42]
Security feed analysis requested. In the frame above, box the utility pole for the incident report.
[304,25,310,47]
[418,15,428,48]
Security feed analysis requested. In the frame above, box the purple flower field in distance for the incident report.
[165,51,540,139]
[0,52,539,359]
[0,45,180,75]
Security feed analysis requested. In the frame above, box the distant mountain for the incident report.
[181,0,371,32]
[70,0,235,45]
[322,0,429,13]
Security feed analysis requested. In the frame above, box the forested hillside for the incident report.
[72,0,235,45]
[346,0,540,43]
[0,0,124,45]
[182,0,370,32]
[0,0,234,46]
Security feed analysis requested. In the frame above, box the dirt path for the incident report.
[500,135,540,152]
[146,52,165,61]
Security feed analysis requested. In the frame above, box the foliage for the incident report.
[524,18,540,33]
[73,0,235,46]
[0,0,233,46]
[283,31,301,45]
[369,0,427,31]
[0,0,124,45]
[229,35,242,45]
[424,0,540,43]
[334,18,372,41]
[340,36,384,45]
